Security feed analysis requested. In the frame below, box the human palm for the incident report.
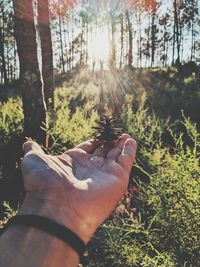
[20,134,137,243]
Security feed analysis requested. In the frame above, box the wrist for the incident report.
[18,196,93,244]
[1,221,80,267]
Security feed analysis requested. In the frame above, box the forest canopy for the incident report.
[0,0,200,84]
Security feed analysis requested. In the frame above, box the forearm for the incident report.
[0,197,85,267]
[0,224,79,267]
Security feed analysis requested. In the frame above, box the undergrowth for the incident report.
[85,109,200,267]
[0,68,199,266]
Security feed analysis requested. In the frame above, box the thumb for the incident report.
[23,141,45,155]
[117,138,137,173]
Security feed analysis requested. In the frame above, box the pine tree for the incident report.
[13,0,48,147]
[38,0,54,108]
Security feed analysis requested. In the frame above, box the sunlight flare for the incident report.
[88,27,110,65]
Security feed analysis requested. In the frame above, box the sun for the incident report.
[88,27,110,67]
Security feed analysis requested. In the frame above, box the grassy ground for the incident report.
[0,67,200,266]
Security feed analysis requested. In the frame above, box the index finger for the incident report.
[23,141,45,156]
[74,139,102,154]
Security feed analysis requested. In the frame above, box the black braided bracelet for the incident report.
[4,215,86,259]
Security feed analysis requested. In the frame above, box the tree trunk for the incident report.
[139,12,142,68]
[0,13,8,86]
[172,16,175,65]
[13,0,48,147]
[190,0,195,61]
[38,0,54,109]
[172,1,177,65]
[58,16,65,73]
[119,14,124,68]
[6,47,10,82]
[145,13,151,68]
[13,42,17,80]
[126,10,133,68]
[151,11,156,67]
[177,5,183,62]
[174,0,180,64]
[66,19,71,71]
[71,12,74,69]
[180,22,184,62]
[162,20,166,67]
[85,21,89,66]
[80,19,84,66]
[110,18,116,68]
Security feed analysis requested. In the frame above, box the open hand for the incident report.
[19,134,137,243]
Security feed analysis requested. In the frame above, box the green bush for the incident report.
[48,103,98,154]
[0,97,23,143]
[145,116,200,266]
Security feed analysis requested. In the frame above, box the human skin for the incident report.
[0,134,137,267]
